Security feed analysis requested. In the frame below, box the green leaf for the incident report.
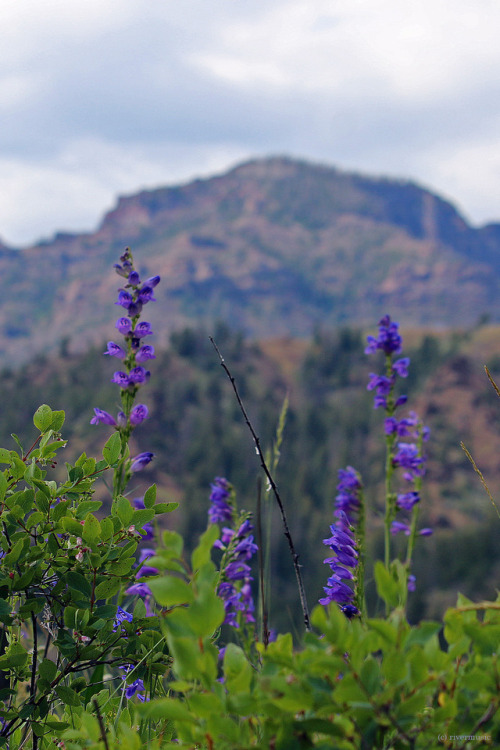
[75,500,102,519]
[191,525,219,570]
[0,472,7,502]
[162,530,184,557]
[4,539,25,566]
[131,508,155,528]
[224,643,252,693]
[138,697,196,722]
[148,576,194,607]
[143,484,157,508]
[38,659,57,683]
[154,502,179,514]
[0,449,11,465]
[374,561,400,609]
[55,685,80,707]
[33,404,53,433]
[62,517,85,536]
[66,572,92,599]
[94,577,121,600]
[100,517,114,542]
[49,410,65,432]
[103,432,121,465]
[82,514,101,544]
[116,495,134,526]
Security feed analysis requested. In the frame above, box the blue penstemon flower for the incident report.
[365,315,432,595]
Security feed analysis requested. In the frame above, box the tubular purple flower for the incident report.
[125,582,153,597]
[90,408,116,426]
[116,317,132,335]
[128,271,141,286]
[144,275,161,288]
[393,357,410,377]
[130,404,149,425]
[111,371,130,387]
[113,607,133,632]
[129,366,150,384]
[130,452,154,472]
[135,345,156,362]
[116,290,134,309]
[133,322,153,338]
[104,341,127,359]
[396,491,420,510]
[138,286,156,304]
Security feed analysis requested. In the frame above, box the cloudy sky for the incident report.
[2,0,500,246]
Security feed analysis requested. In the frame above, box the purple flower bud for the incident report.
[127,300,143,318]
[130,404,149,425]
[136,345,156,362]
[117,411,127,427]
[104,341,127,359]
[90,408,116,426]
[116,317,132,335]
[144,275,161,288]
[128,271,141,286]
[130,452,154,472]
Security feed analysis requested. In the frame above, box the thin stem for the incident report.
[210,337,310,631]
[256,477,269,646]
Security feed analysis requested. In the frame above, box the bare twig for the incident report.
[93,698,110,750]
[210,337,310,631]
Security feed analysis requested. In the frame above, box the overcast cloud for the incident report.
[2,0,500,246]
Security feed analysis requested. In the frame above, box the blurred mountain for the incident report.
[3,156,500,365]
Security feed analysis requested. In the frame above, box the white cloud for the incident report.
[2,0,500,244]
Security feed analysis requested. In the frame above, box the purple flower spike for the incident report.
[208,477,233,524]
[130,404,149,425]
[104,341,127,359]
[130,452,154,472]
[365,315,403,355]
[90,408,116,426]
[136,345,156,362]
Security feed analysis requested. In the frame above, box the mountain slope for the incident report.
[2,156,500,365]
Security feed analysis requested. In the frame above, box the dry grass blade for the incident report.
[460,441,500,520]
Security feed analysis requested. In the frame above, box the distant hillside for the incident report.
[2,156,500,365]
[2,323,500,624]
